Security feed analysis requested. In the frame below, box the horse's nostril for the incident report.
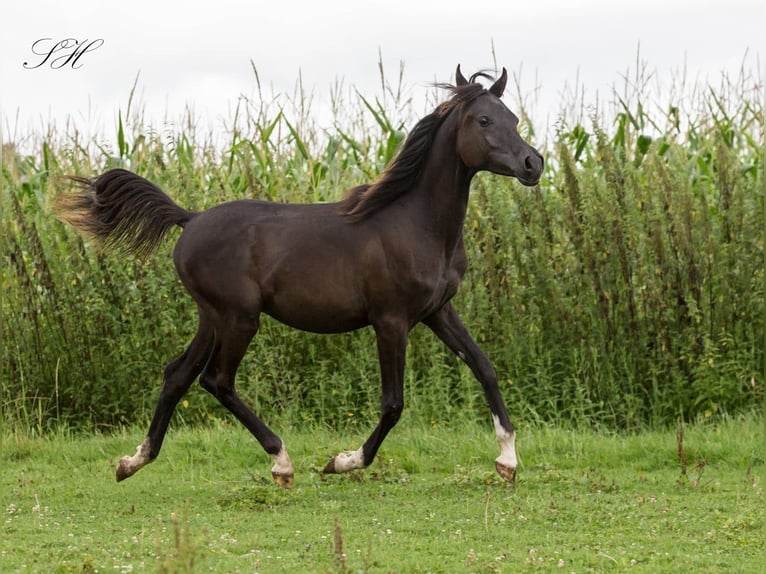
[524,152,543,173]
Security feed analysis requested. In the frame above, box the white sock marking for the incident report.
[270,446,294,476]
[120,438,153,475]
[492,414,518,469]
[332,447,365,473]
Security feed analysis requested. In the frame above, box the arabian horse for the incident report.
[55,66,544,488]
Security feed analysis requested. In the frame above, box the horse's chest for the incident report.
[411,258,464,316]
[436,265,462,301]
[375,238,467,318]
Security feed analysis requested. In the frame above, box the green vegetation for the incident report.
[0,62,763,433]
[1,416,762,573]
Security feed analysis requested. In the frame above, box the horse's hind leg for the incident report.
[116,317,213,481]
[199,315,294,488]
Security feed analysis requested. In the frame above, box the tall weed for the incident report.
[0,60,761,431]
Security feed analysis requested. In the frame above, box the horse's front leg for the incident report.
[423,302,518,483]
[323,317,408,475]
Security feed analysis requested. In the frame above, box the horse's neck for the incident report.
[409,117,473,256]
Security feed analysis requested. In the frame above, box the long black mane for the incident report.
[339,81,490,221]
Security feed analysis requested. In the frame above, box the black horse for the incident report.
[55,66,544,488]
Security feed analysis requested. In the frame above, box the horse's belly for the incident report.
[263,295,368,334]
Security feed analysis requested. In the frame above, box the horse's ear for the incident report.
[489,67,508,97]
[455,64,468,86]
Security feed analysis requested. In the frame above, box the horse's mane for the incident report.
[339,78,492,221]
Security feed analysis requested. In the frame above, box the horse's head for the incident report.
[454,66,543,186]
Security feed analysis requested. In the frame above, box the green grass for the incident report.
[1,415,762,573]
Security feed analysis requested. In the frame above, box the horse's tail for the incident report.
[55,169,196,258]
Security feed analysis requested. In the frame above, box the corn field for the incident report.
[1,63,762,432]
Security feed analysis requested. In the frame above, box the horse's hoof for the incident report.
[116,440,153,482]
[321,456,338,474]
[272,471,294,489]
[495,461,517,484]
[116,457,134,482]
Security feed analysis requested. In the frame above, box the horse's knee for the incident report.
[382,399,404,425]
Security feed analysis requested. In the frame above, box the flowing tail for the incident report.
[55,169,196,258]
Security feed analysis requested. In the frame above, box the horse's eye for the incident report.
[478,116,492,127]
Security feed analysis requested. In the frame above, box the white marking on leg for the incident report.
[116,437,153,481]
[270,446,294,477]
[270,445,295,488]
[332,447,365,473]
[492,414,518,470]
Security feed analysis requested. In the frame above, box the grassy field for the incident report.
[1,415,762,573]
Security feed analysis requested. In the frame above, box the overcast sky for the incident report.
[1,0,763,147]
